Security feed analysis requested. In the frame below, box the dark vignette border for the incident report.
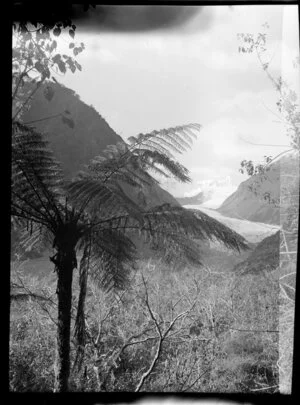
[7,1,300,405]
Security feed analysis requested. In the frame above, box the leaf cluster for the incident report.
[239,156,272,177]
[238,26,300,150]
[12,23,84,122]
[13,2,96,33]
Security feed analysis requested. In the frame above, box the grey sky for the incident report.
[56,5,299,197]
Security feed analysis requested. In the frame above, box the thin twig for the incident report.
[182,368,211,392]
[250,385,279,392]
[229,327,279,333]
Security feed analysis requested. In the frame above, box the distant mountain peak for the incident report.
[176,176,237,209]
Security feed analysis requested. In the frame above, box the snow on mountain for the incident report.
[182,176,238,209]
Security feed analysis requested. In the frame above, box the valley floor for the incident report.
[10,231,281,392]
[10,207,289,393]
[184,205,280,243]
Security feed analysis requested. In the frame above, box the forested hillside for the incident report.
[22,82,179,209]
[218,163,280,225]
[233,231,280,275]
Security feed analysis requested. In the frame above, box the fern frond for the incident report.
[190,209,250,251]
[137,138,175,158]
[129,123,200,152]
[12,122,65,228]
[86,229,137,291]
[149,232,203,267]
[139,160,173,179]
[133,149,191,182]
[88,143,157,188]
[20,222,53,253]
[90,204,248,269]
[171,125,199,143]
[156,128,192,151]
[143,136,183,156]
[66,178,144,225]
[89,124,201,191]
[75,225,137,293]
[128,124,201,182]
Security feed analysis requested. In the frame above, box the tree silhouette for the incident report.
[11,23,249,392]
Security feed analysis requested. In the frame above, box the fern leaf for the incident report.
[133,150,191,182]
[130,123,200,153]
[157,128,192,151]
[99,204,248,254]
[84,205,248,289]
[12,122,65,227]
[66,178,145,225]
[88,142,157,189]
[19,222,52,253]
[87,229,137,291]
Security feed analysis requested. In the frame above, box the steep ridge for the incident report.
[233,231,280,275]
[218,151,299,225]
[21,82,179,209]
[218,162,280,225]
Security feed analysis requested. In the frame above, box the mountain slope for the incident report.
[218,164,280,225]
[233,231,280,275]
[218,151,299,225]
[22,83,123,177]
[21,82,179,209]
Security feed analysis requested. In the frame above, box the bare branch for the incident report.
[182,367,211,392]
[250,385,279,392]
[134,275,197,392]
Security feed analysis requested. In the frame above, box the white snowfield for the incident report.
[184,205,280,244]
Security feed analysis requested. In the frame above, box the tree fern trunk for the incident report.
[53,248,75,392]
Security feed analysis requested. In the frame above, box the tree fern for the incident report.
[11,119,249,390]
[85,204,248,268]
[12,122,65,230]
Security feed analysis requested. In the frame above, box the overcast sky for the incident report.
[56,5,299,197]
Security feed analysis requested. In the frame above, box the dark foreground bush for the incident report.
[10,315,55,391]
[9,259,280,392]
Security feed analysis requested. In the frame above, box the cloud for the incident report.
[86,46,119,63]
[55,4,296,199]
[52,32,120,65]
[197,118,247,159]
